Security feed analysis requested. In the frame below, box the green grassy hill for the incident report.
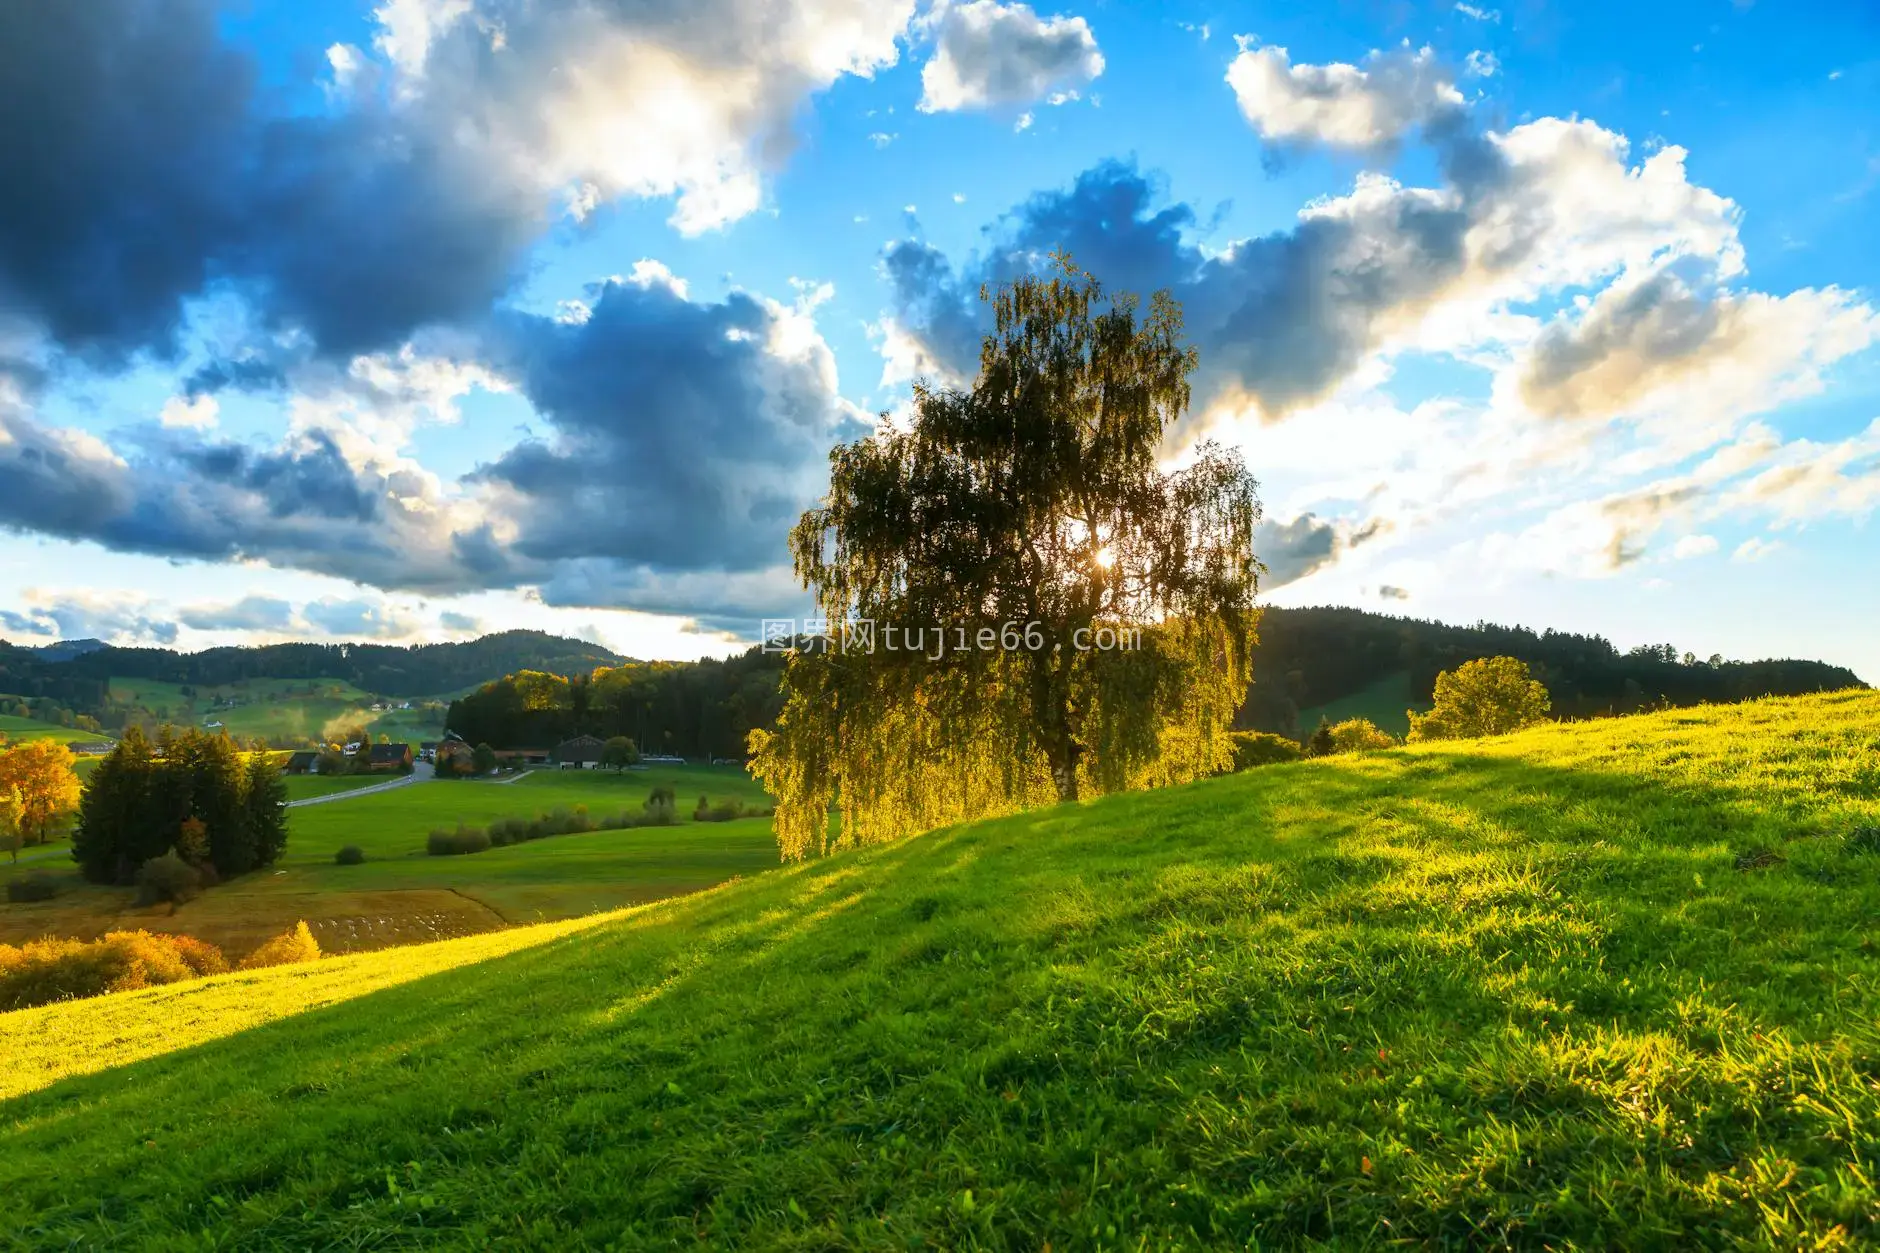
[2,691,1876,1247]
[108,676,449,744]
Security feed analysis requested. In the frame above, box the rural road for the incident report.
[285,761,435,808]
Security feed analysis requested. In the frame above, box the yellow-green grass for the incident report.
[1295,669,1428,738]
[0,690,1875,1247]
[0,904,640,1100]
[0,714,111,747]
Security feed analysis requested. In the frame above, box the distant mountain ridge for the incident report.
[0,630,628,729]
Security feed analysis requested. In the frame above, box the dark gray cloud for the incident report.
[882,159,1473,422]
[177,596,297,632]
[476,275,862,576]
[0,276,854,611]
[0,0,542,374]
[1257,513,1340,588]
[0,1,251,366]
[1378,584,1410,600]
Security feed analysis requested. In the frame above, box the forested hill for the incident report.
[441,607,1866,759]
[0,630,625,719]
[1239,606,1866,736]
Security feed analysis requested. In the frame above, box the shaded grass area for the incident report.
[1294,670,1427,738]
[1,691,1875,1247]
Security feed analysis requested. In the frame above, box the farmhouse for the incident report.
[68,740,117,756]
[366,743,413,772]
[554,734,606,769]
[281,750,319,774]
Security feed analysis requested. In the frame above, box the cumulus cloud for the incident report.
[0,592,178,645]
[302,596,423,639]
[178,595,297,632]
[1225,43,1463,151]
[0,267,858,614]
[1255,512,1391,589]
[882,103,1819,436]
[1671,534,1719,559]
[1516,268,1878,422]
[0,0,915,369]
[918,1,1104,113]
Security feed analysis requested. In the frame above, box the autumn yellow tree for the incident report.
[1408,657,1552,741]
[0,740,81,849]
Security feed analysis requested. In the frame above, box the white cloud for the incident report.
[1456,3,1501,20]
[361,0,918,235]
[918,0,1105,113]
[1733,536,1781,562]
[1465,50,1499,78]
[1672,534,1719,559]
[159,394,220,430]
[1225,43,1463,150]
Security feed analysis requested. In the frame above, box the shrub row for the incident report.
[5,873,59,903]
[423,797,691,857]
[0,921,323,1012]
[692,796,771,822]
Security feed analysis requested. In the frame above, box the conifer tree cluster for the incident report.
[73,727,288,884]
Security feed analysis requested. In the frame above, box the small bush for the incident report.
[648,785,675,808]
[0,930,230,1011]
[427,825,492,856]
[1846,825,1880,857]
[134,852,203,907]
[1328,718,1398,754]
[1225,731,1303,771]
[6,872,59,903]
[334,845,366,865]
[239,921,321,970]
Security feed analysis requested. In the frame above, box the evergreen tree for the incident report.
[1307,720,1335,758]
[72,726,155,883]
[241,753,289,870]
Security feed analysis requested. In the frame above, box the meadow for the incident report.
[0,713,110,747]
[0,764,776,957]
[106,676,449,743]
[0,690,1874,1247]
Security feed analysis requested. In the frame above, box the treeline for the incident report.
[1237,607,1866,736]
[0,630,625,729]
[74,727,288,884]
[445,652,788,759]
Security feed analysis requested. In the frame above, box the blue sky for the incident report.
[1,0,1876,678]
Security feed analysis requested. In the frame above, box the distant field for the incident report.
[0,691,1874,1247]
[282,773,387,801]
[0,764,777,958]
[0,714,111,747]
[107,676,447,743]
[1295,670,1428,738]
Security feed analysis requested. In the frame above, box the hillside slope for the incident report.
[2,692,1877,1248]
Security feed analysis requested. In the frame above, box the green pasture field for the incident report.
[0,714,112,747]
[0,690,1874,1246]
[0,764,777,958]
[282,773,388,801]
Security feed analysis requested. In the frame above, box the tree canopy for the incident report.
[752,259,1263,860]
[1408,657,1553,741]
[0,739,80,849]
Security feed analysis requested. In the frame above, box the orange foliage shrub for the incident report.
[238,921,321,970]
[0,930,231,1011]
